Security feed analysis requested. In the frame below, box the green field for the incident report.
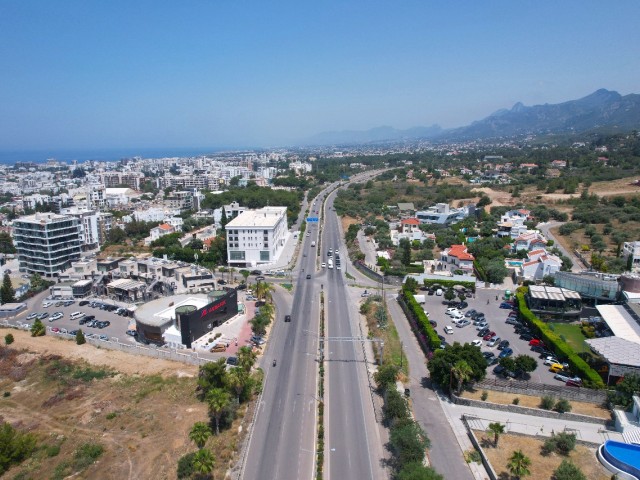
[549,323,589,354]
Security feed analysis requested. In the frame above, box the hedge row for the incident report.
[422,278,476,291]
[515,290,605,389]
[473,260,486,282]
[402,286,441,350]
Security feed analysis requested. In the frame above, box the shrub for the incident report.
[543,432,577,456]
[540,395,555,410]
[552,459,586,480]
[465,449,482,463]
[4,333,14,345]
[512,397,520,405]
[554,399,572,413]
[481,391,488,401]
[401,287,440,350]
[45,444,61,457]
[176,452,195,479]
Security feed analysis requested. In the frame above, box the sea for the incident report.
[0,147,232,165]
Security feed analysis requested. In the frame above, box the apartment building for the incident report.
[13,212,82,277]
[622,241,640,273]
[225,206,288,267]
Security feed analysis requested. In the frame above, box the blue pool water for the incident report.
[507,260,523,267]
[602,440,640,478]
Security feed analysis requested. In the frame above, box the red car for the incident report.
[483,331,497,341]
[51,327,60,333]
[529,339,544,347]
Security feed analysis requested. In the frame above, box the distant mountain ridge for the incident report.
[304,89,640,145]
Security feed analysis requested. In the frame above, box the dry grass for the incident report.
[462,389,611,419]
[475,431,610,480]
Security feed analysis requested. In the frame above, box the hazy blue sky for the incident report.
[0,1,639,150]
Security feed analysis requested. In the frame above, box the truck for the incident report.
[413,294,426,304]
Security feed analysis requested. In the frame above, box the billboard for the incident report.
[176,289,239,348]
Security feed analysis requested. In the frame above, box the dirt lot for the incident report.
[0,331,248,480]
[475,431,610,480]
[462,389,611,419]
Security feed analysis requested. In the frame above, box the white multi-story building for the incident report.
[623,241,640,273]
[225,206,288,267]
[13,212,82,277]
[60,207,100,250]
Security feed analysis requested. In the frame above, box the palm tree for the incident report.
[226,367,248,404]
[192,448,215,479]
[487,422,505,447]
[249,314,270,337]
[237,346,257,373]
[207,387,231,435]
[507,449,531,479]
[451,360,473,395]
[189,421,212,449]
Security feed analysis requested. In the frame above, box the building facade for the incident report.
[13,213,82,277]
[225,206,288,267]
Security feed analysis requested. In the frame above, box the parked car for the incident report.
[255,276,265,282]
[456,320,470,328]
[488,337,501,347]
[465,309,477,318]
[477,328,490,337]
[26,312,39,320]
[250,270,262,275]
[226,356,238,366]
[566,379,583,387]
[493,365,506,376]
[549,363,565,373]
[38,312,49,320]
[499,302,514,309]
[51,327,60,333]
[520,333,534,341]
[126,330,138,337]
[444,326,454,334]
[429,320,438,328]
[255,301,266,307]
[306,274,311,279]
[529,339,545,347]
[451,312,465,321]
[42,301,53,308]
[482,351,496,360]
[445,308,460,316]
[471,339,482,347]
[456,301,468,310]
[69,330,78,336]
[483,331,497,341]
[321,263,326,268]
[98,334,109,341]
[79,300,90,306]
[498,347,514,358]
[506,317,520,325]
[475,321,489,330]
[497,340,510,350]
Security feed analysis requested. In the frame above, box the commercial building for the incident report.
[525,285,582,318]
[13,213,82,277]
[225,206,288,267]
[622,241,640,273]
[554,271,620,303]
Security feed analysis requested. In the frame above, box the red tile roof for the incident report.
[448,244,475,261]
[402,218,420,225]
[158,223,173,231]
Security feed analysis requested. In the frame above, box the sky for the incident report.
[0,1,639,151]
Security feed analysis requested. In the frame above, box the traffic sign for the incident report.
[307,217,319,222]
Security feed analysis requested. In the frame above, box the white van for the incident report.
[70,311,85,320]
[444,326,454,334]
[436,289,443,296]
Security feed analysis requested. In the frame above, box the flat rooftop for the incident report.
[597,304,640,344]
[226,206,287,229]
[134,294,210,327]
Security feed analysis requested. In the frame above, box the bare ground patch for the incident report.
[476,431,610,480]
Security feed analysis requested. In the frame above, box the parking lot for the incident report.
[421,288,564,385]
[11,296,136,343]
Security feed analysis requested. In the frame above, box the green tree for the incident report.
[75,329,86,345]
[176,451,195,479]
[0,422,38,474]
[191,448,215,479]
[4,333,14,345]
[239,269,250,283]
[389,420,431,468]
[226,367,248,404]
[427,342,487,392]
[608,373,640,408]
[397,462,444,480]
[30,318,45,337]
[249,313,270,337]
[513,354,538,374]
[374,363,399,392]
[552,459,586,480]
[554,398,572,413]
[399,238,412,266]
[236,346,257,373]
[451,360,474,395]
[207,387,231,435]
[0,232,16,254]
[507,449,531,479]
[444,288,456,301]
[0,272,15,304]
[487,422,505,447]
[383,388,410,425]
[107,226,127,244]
[189,422,212,449]
[197,359,228,399]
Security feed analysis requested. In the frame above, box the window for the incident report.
[260,251,270,261]
[230,251,245,261]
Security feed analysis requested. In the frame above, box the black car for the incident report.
[255,301,266,307]
[284,315,291,323]
[217,279,227,285]
[530,345,546,354]
[497,340,510,350]
[85,315,96,321]
[427,290,435,296]
[520,333,534,341]
[477,328,489,337]
[465,309,477,318]
[236,284,246,290]
[437,334,446,342]
[79,300,90,306]
[493,365,506,376]
[429,320,437,328]
[255,276,265,282]
[250,270,262,275]
[226,356,238,366]
[306,274,311,279]
[456,301,468,310]
[482,351,495,360]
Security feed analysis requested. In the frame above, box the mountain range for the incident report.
[304,89,640,146]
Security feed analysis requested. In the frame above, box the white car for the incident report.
[445,308,459,316]
[26,312,39,320]
[471,339,482,347]
[488,337,501,347]
[451,312,465,321]
[42,302,53,308]
[321,262,326,268]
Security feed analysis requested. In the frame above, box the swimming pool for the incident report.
[599,440,640,479]
[507,260,523,267]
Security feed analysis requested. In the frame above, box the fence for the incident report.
[473,377,608,404]
[0,321,212,367]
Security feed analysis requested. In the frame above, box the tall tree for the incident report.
[207,388,231,435]
[191,448,215,479]
[1,272,15,304]
[75,329,86,345]
[451,360,473,395]
[197,359,228,399]
[236,346,257,373]
[189,422,212,449]
[507,450,531,479]
[226,367,248,404]
[487,422,505,447]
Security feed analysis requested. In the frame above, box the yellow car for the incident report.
[549,363,565,373]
